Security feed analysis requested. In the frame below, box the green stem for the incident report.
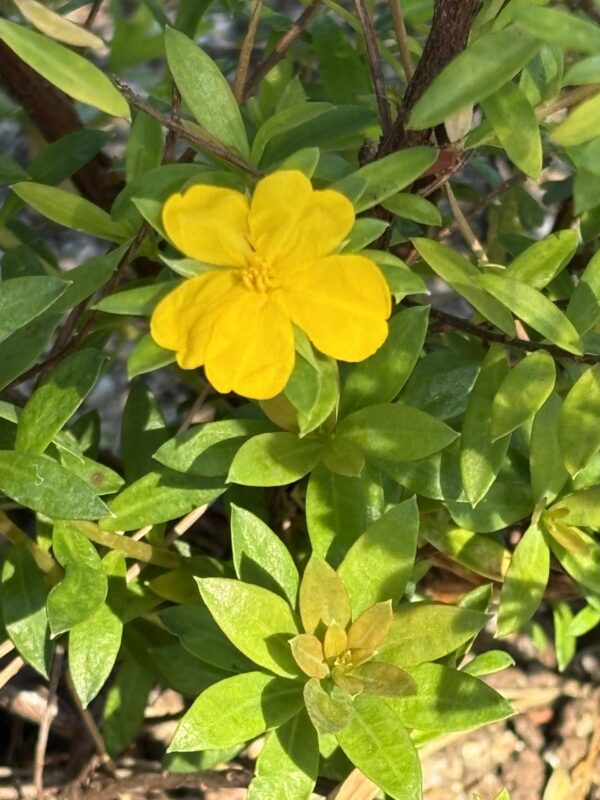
[73,521,183,568]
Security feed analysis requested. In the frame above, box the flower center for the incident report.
[242,252,276,293]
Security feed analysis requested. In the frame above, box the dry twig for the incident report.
[33,645,64,799]
[354,0,393,138]
[234,0,264,103]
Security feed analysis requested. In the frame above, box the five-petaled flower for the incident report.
[151,170,391,399]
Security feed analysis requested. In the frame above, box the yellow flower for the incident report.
[151,170,391,399]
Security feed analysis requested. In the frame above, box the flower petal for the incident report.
[163,184,252,267]
[249,170,354,268]
[204,291,295,399]
[283,254,391,361]
[150,270,239,368]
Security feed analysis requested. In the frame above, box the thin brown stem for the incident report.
[242,0,323,102]
[84,0,103,29]
[404,298,600,365]
[437,174,525,241]
[234,0,264,103]
[65,669,117,777]
[33,644,64,799]
[115,79,262,176]
[445,183,487,261]
[389,0,414,80]
[354,0,392,139]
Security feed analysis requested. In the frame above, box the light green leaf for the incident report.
[299,558,352,634]
[447,480,533,534]
[559,365,600,476]
[154,419,272,477]
[228,432,323,486]
[251,102,332,164]
[513,5,600,54]
[165,27,249,157]
[422,522,510,581]
[336,402,458,463]
[568,604,600,637]
[497,523,549,637]
[11,183,132,242]
[303,679,354,734]
[340,306,429,416]
[128,334,175,378]
[463,651,515,677]
[551,90,600,146]
[306,463,384,567]
[169,672,303,751]
[69,551,126,707]
[342,218,389,252]
[482,81,541,177]
[480,274,583,354]
[530,393,569,506]
[377,603,488,667]
[567,249,600,334]
[1,544,52,677]
[408,30,540,129]
[460,347,510,506]
[198,578,301,678]
[506,230,579,289]
[336,693,421,800]
[550,486,600,527]
[381,193,442,225]
[231,505,299,606]
[12,0,104,48]
[335,148,437,212]
[0,451,109,520]
[47,522,107,636]
[284,348,339,437]
[338,499,418,616]
[248,710,319,800]
[100,468,223,531]
[553,602,576,672]
[413,238,515,335]
[491,351,555,440]
[0,19,129,118]
[16,349,106,455]
[390,663,512,731]
[0,276,67,344]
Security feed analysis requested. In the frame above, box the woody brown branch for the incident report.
[0,42,121,211]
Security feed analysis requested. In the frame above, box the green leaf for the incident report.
[199,578,300,678]
[47,522,107,636]
[11,182,132,242]
[552,90,600,146]
[155,419,272,477]
[0,19,130,119]
[334,148,437,212]
[159,604,255,673]
[336,693,421,800]
[482,81,541,177]
[553,602,576,672]
[530,393,569,506]
[559,365,600,476]
[513,5,600,54]
[251,102,333,164]
[16,349,106,454]
[284,348,339,437]
[546,524,600,594]
[165,26,249,157]
[567,249,600,334]
[408,30,540,129]
[343,218,389,252]
[100,468,223,531]
[126,112,164,183]
[338,499,418,616]
[0,451,109,520]
[103,658,154,756]
[231,505,299,606]
[340,306,429,416]
[248,710,319,800]
[497,523,549,637]
[1,544,52,677]
[365,249,429,298]
[227,433,323,486]
[52,246,128,314]
[299,557,352,634]
[128,334,175,378]
[400,348,480,420]
[0,154,29,185]
[303,679,354,735]
[413,239,515,335]
[381,193,442,225]
[505,230,579,289]
[69,551,126,707]
[0,314,60,392]
[337,402,458,463]
[390,663,512,731]
[460,347,510,506]
[352,662,416,698]
[93,281,176,315]
[491,351,555,440]
[568,604,600,637]
[550,486,600,527]
[169,672,303,751]
[0,276,67,344]
[447,481,533,534]
[463,651,515,677]
[422,522,510,581]
[306,464,384,567]
[377,603,488,667]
